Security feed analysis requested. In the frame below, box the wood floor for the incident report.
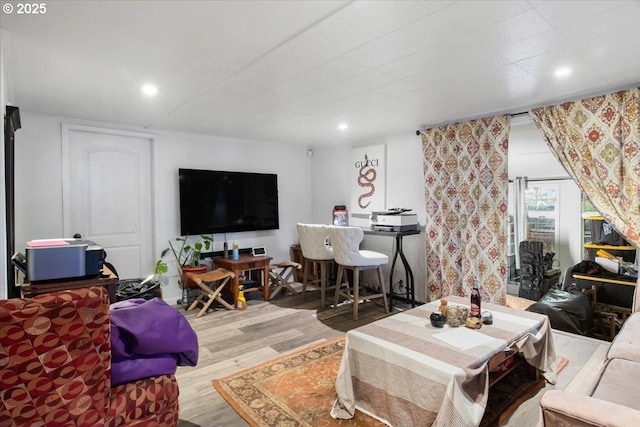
[175,289,610,427]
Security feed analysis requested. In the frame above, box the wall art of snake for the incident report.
[355,154,378,209]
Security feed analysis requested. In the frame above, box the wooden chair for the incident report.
[329,225,389,321]
[269,260,302,300]
[183,268,235,317]
[581,284,631,341]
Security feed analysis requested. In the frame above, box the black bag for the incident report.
[527,287,594,335]
[116,276,161,301]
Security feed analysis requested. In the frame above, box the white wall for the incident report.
[9,111,585,304]
[508,119,568,179]
[310,133,428,302]
[14,113,312,303]
[509,120,584,272]
[309,121,586,303]
[555,180,583,270]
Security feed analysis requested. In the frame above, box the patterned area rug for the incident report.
[213,336,380,426]
[213,336,567,427]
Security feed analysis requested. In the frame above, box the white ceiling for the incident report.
[2,0,639,147]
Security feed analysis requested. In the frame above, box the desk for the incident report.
[214,255,272,305]
[364,229,420,308]
[20,266,118,303]
[331,296,557,426]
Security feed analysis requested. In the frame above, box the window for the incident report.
[524,183,559,254]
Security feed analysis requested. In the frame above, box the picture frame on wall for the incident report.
[350,144,386,219]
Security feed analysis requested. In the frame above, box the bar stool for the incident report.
[296,223,334,307]
[329,225,389,321]
[183,268,235,317]
[268,260,302,300]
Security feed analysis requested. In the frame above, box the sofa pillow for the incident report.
[607,313,640,362]
[592,358,640,410]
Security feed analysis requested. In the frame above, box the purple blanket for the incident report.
[110,298,198,386]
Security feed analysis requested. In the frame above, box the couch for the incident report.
[540,275,640,427]
[0,286,180,426]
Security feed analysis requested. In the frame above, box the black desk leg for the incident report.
[389,242,399,311]
[388,235,416,309]
[396,236,415,307]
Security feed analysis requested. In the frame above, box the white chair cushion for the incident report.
[329,226,388,267]
[358,250,388,265]
[297,223,334,260]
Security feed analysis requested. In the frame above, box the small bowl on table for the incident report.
[430,311,447,328]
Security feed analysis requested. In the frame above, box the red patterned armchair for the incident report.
[0,286,179,426]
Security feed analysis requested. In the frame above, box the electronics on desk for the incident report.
[25,238,104,282]
[252,246,267,256]
[370,208,419,232]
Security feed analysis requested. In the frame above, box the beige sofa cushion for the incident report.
[607,312,640,362]
[592,358,640,410]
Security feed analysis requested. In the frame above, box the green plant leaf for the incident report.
[155,260,168,275]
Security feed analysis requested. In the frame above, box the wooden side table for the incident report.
[290,243,330,285]
[214,255,273,306]
[21,266,119,303]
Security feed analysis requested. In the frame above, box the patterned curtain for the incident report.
[530,88,640,248]
[421,115,510,304]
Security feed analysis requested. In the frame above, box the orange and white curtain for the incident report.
[530,88,640,248]
[420,115,510,304]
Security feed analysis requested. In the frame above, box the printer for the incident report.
[25,239,105,282]
[370,209,419,232]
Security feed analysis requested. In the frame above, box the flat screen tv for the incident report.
[179,168,279,235]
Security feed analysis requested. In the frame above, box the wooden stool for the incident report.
[269,261,302,300]
[184,268,235,317]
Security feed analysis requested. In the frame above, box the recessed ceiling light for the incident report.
[554,67,572,78]
[338,122,348,131]
[141,83,159,97]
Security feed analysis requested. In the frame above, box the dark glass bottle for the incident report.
[470,280,481,318]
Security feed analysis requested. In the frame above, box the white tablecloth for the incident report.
[331,296,557,427]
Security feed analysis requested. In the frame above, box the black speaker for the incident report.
[5,106,21,297]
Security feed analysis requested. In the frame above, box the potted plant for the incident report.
[155,235,214,304]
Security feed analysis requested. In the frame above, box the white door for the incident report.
[62,124,153,279]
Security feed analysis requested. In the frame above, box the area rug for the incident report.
[213,336,568,427]
[213,336,381,426]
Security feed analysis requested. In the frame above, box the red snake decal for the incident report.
[358,155,376,209]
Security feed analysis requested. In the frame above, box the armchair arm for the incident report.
[0,287,111,425]
[540,390,640,427]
